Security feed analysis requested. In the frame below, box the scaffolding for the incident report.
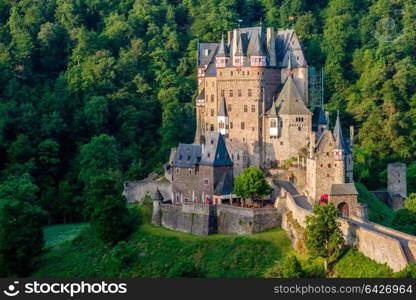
[308,67,324,108]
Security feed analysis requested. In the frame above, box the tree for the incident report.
[0,199,46,276]
[404,193,416,213]
[233,166,272,206]
[86,170,132,245]
[305,203,344,271]
[392,209,416,235]
[281,255,305,278]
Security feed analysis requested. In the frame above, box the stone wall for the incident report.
[123,179,172,203]
[158,202,217,236]
[217,205,280,235]
[278,182,415,272]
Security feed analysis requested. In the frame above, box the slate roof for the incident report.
[312,106,327,131]
[276,76,312,115]
[200,132,233,167]
[218,97,227,117]
[197,27,307,69]
[217,35,229,57]
[196,88,205,100]
[266,98,278,117]
[330,183,358,195]
[333,112,351,154]
[171,144,202,168]
[214,172,233,195]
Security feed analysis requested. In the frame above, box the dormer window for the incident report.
[179,155,183,160]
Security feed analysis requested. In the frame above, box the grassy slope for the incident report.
[355,182,394,226]
[34,203,293,277]
[43,223,90,248]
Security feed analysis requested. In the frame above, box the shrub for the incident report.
[282,256,305,278]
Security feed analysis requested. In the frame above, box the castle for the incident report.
[123,26,415,272]
[165,26,356,213]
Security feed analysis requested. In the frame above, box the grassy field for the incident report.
[43,223,90,248]
[34,200,406,278]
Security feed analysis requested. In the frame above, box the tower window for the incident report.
[210,109,214,117]
[328,164,332,168]
[229,90,233,97]
[298,127,301,131]
[221,90,224,97]
[211,95,214,102]
[210,124,214,131]
[238,90,242,97]
[230,71,233,76]
[204,179,209,185]
[244,105,248,112]
[227,104,232,112]
[270,119,277,128]
[248,89,252,97]
[251,105,255,112]
[230,122,233,129]
[241,122,245,130]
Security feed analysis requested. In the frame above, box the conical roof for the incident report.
[249,33,266,56]
[235,32,244,56]
[333,111,351,154]
[218,97,227,117]
[217,35,229,57]
[276,77,311,115]
[267,99,278,117]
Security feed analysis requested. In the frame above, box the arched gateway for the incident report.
[337,202,349,218]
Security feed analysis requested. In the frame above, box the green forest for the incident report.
[0,0,415,276]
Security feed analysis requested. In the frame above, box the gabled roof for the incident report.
[197,43,218,67]
[333,112,351,154]
[276,76,311,115]
[218,97,227,117]
[200,132,233,167]
[171,144,202,168]
[314,129,334,153]
[217,35,229,57]
[330,183,358,195]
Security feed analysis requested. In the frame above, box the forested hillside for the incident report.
[0,0,415,225]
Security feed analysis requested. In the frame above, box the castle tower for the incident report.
[216,35,229,69]
[218,97,228,136]
[333,112,346,184]
[388,163,407,200]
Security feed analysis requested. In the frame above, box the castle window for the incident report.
[238,90,242,97]
[242,71,245,75]
[251,105,255,112]
[189,169,192,174]
[244,105,248,112]
[237,154,240,160]
[176,168,179,174]
[231,71,233,76]
[204,49,210,56]
[227,104,232,112]
[221,90,224,97]
[320,164,323,167]
[327,174,330,177]
[298,127,301,131]
[211,95,214,102]
[210,124,214,131]
[210,109,214,117]
[335,164,337,167]
[247,71,249,75]
[230,122,233,129]
[248,89,252,97]
[328,164,332,168]
[204,179,209,185]
[270,119,277,128]
[230,90,233,97]
[206,123,209,130]
[220,71,222,76]
[252,126,255,131]
[280,141,283,145]
[326,152,329,156]
[241,122,245,129]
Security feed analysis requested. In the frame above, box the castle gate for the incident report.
[337,202,349,218]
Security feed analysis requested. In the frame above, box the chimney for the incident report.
[266,27,276,66]
[227,30,232,45]
[232,28,238,58]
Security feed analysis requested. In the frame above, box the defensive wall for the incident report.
[277,181,416,272]
[152,201,281,236]
[123,177,172,203]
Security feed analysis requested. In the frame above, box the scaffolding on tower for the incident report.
[308,67,324,108]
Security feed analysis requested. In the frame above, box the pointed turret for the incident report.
[250,33,267,67]
[267,99,279,137]
[233,31,245,67]
[217,97,229,136]
[333,111,349,160]
[216,34,229,69]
